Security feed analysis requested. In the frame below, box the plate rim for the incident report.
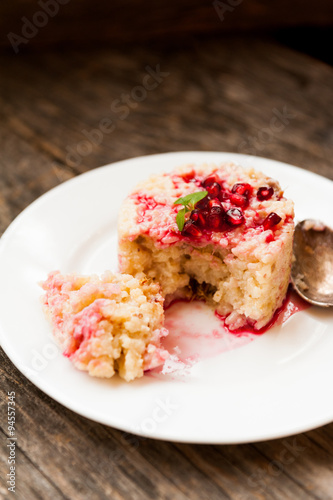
[1,150,333,444]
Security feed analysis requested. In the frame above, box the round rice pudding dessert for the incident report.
[41,271,169,381]
[118,162,295,330]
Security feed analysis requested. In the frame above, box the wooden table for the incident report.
[1,35,333,499]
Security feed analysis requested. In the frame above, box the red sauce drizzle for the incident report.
[148,287,311,377]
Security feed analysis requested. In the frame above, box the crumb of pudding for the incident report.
[41,270,169,381]
[118,162,294,330]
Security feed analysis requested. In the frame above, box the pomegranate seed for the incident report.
[182,220,203,238]
[207,213,224,230]
[211,207,224,217]
[207,198,222,210]
[190,210,199,223]
[263,212,282,230]
[206,182,221,198]
[231,183,252,197]
[257,186,274,201]
[202,174,218,188]
[219,190,230,202]
[229,193,248,207]
[225,208,244,226]
[196,195,209,210]
[207,198,225,229]
[190,209,207,227]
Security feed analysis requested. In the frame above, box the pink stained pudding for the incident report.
[41,270,169,382]
[118,162,295,330]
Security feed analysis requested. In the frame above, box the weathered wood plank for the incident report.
[0,38,332,184]
[0,430,66,500]
[0,350,190,500]
[0,35,333,500]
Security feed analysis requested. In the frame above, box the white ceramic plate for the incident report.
[1,152,333,444]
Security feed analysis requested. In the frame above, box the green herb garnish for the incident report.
[174,190,208,231]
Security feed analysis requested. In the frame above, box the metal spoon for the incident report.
[291,220,333,307]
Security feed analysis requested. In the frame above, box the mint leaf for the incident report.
[174,190,208,210]
[174,190,208,231]
[176,207,186,231]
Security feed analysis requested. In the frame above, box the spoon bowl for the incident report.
[291,219,333,307]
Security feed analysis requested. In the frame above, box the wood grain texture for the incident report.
[0,35,333,499]
[2,0,333,50]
